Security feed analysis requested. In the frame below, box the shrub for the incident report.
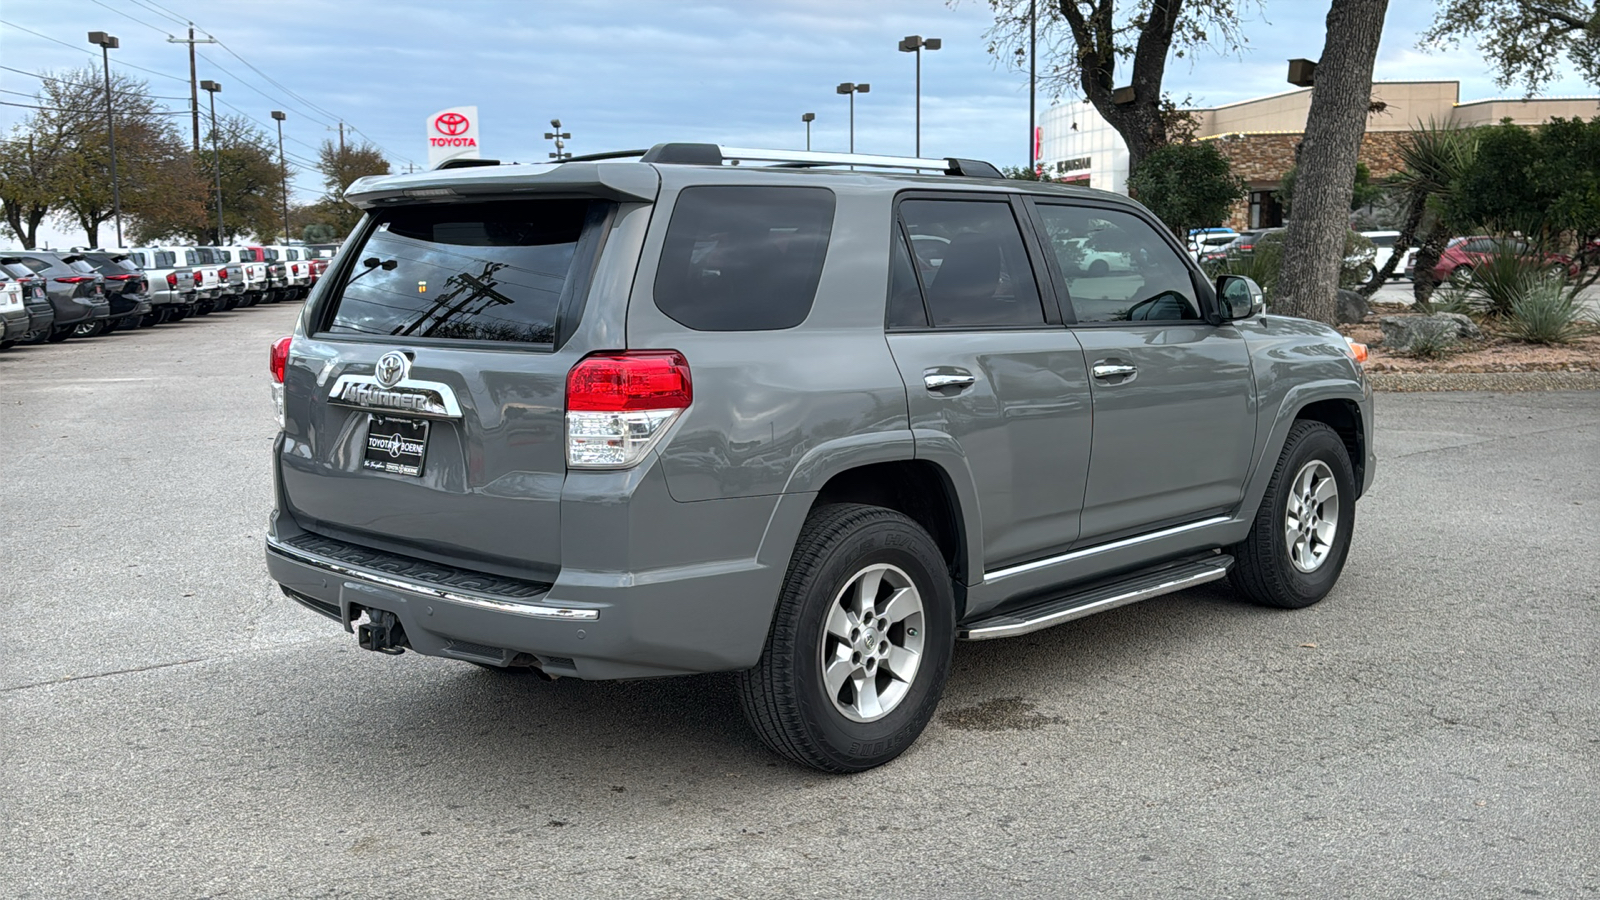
[1211,230,1377,307]
[1505,278,1586,344]
[1461,245,1553,318]
[1404,327,1458,360]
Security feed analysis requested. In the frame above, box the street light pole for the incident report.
[836,82,869,153]
[898,35,941,157]
[200,80,223,243]
[272,110,288,242]
[544,118,572,160]
[801,112,815,151]
[88,32,122,246]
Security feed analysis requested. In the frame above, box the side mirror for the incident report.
[1216,274,1266,320]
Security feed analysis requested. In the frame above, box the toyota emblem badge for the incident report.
[374,351,409,389]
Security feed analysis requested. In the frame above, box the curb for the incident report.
[1369,371,1600,392]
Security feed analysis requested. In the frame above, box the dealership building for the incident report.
[1037,81,1600,231]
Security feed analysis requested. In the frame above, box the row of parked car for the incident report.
[0,243,337,348]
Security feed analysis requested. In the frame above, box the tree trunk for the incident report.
[1273,0,1390,323]
[1062,0,1179,179]
[1411,227,1450,311]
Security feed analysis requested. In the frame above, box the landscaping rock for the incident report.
[1335,289,1368,325]
[1379,313,1482,351]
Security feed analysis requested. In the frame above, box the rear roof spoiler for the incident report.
[344,161,660,208]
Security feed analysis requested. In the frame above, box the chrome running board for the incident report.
[958,556,1232,641]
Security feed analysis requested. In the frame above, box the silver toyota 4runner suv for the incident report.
[266,143,1375,772]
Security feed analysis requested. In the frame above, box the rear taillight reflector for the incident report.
[219,267,229,281]
[270,336,293,429]
[193,271,203,285]
[166,272,178,287]
[565,351,692,469]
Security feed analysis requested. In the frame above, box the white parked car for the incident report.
[1361,230,1401,281]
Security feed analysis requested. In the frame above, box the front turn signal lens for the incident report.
[1344,339,1368,364]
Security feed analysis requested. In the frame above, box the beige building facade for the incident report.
[1037,81,1600,231]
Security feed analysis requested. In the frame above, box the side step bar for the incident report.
[958,555,1233,641]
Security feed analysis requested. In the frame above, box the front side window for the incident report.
[654,185,835,331]
[1036,204,1200,323]
[323,198,605,345]
[896,198,1045,328]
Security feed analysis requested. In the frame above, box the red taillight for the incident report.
[106,273,133,280]
[193,271,203,285]
[166,272,178,287]
[292,263,300,275]
[55,276,93,283]
[567,351,692,412]
[270,336,292,384]
[219,267,229,281]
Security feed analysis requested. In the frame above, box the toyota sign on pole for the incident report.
[427,106,480,168]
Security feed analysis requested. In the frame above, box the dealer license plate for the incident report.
[362,415,429,477]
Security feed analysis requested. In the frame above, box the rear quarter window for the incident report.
[653,185,835,331]
[321,198,608,345]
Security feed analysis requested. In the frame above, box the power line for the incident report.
[194,49,334,129]
[87,0,171,36]
[0,18,189,84]
[123,0,190,29]
[0,65,189,100]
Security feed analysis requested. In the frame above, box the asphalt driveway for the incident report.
[2,303,1595,898]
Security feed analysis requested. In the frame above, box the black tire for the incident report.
[1447,265,1473,288]
[737,503,955,773]
[1229,421,1357,609]
[46,326,73,343]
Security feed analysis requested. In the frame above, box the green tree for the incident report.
[1125,141,1245,236]
[1367,121,1477,305]
[983,0,1254,172]
[316,139,390,234]
[1422,1,1600,92]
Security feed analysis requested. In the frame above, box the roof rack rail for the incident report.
[436,158,500,170]
[630,143,1004,178]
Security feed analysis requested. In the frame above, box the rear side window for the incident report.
[653,185,835,331]
[158,251,175,268]
[323,199,606,345]
[184,251,199,266]
[897,198,1045,328]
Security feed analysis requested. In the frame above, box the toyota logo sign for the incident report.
[426,106,480,168]
[434,112,470,136]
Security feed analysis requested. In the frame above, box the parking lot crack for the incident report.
[1388,420,1600,460]
[0,657,211,694]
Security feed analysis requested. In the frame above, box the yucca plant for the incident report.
[1405,327,1458,360]
[1506,278,1586,344]
[1461,244,1562,319]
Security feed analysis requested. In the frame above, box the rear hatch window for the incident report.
[320,199,607,345]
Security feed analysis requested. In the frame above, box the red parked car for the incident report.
[1407,235,1572,286]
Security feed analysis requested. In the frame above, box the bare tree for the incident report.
[983,0,1254,172]
[1272,0,1390,324]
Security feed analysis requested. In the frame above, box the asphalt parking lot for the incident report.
[3,302,1597,899]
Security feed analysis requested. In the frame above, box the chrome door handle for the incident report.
[1092,363,1137,379]
[924,373,976,390]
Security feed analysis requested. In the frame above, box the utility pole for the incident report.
[1029,0,1037,173]
[272,110,288,242]
[167,25,216,153]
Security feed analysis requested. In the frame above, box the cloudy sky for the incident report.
[2,0,1595,246]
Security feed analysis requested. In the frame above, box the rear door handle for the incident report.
[1092,363,1137,379]
[924,372,976,391]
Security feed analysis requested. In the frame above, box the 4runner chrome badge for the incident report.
[327,373,463,419]
[374,351,409,388]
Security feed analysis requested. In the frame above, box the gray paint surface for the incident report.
[0,311,1594,897]
[270,160,1372,675]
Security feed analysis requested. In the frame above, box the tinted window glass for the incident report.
[1036,204,1200,322]
[1368,234,1396,248]
[184,250,199,266]
[324,199,602,344]
[654,186,834,331]
[886,228,927,328]
[158,251,175,268]
[897,198,1044,327]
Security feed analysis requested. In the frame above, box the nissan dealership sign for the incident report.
[427,106,480,168]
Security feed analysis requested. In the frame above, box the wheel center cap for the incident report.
[862,629,877,648]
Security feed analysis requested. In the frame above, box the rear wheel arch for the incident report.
[812,460,970,616]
